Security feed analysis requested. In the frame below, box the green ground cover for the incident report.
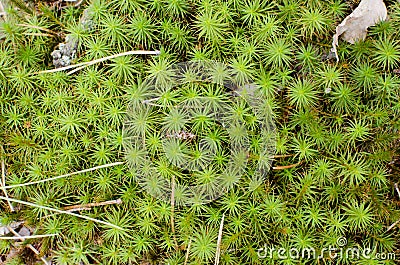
[0,0,400,264]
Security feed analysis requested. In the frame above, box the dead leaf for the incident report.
[331,0,387,61]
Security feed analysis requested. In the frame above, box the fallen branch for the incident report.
[0,196,123,230]
[62,198,122,211]
[2,162,123,189]
[36,50,160,75]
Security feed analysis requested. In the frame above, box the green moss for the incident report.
[0,0,399,264]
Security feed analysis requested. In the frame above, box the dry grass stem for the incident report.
[0,234,58,240]
[184,237,192,265]
[170,175,178,248]
[214,213,225,265]
[2,162,123,189]
[1,160,14,211]
[17,23,60,36]
[0,196,123,230]
[36,50,160,75]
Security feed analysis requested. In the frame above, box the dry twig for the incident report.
[272,161,302,170]
[62,198,122,211]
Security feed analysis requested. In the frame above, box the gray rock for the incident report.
[17,226,31,237]
[51,36,78,68]
[51,8,93,68]
[0,221,22,236]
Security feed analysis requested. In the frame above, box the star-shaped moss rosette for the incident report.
[123,60,276,206]
[0,0,399,264]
